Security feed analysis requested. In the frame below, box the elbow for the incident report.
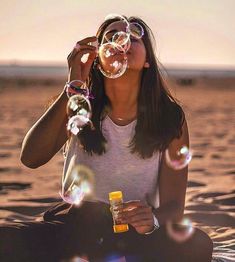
[20,152,42,169]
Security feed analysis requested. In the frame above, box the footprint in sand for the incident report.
[0,152,12,158]
[187,180,205,187]
[0,167,21,173]
[0,182,31,192]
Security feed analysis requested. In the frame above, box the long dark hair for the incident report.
[78,16,185,158]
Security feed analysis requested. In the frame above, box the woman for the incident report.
[1,16,213,261]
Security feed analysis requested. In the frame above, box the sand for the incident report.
[0,76,234,261]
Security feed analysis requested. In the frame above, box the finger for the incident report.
[68,45,96,61]
[68,50,96,69]
[122,200,144,211]
[82,51,97,70]
[67,43,82,60]
[119,209,153,226]
[130,221,153,231]
[122,206,151,217]
[131,220,153,228]
[76,48,96,58]
[121,211,152,224]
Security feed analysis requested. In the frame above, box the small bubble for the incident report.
[67,115,90,135]
[67,94,92,118]
[165,145,193,170]
[112,31,131,52]
[166,217,195,243]
[128,22,144,39]
[97,237,104,245]
[61,163,95,206]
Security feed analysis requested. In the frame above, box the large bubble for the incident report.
[67,115,91,135]
[166,218,195,243]
[165,146,193,170]
[61,156,95,206]
[98,42,127,79]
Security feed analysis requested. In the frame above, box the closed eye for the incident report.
[130,36,138,43]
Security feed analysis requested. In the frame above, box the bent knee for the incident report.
[193,228,213,260]
[194,228,213,249]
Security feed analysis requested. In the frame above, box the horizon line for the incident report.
[0,60,235,71]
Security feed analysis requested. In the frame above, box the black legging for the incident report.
[0,201,213,262]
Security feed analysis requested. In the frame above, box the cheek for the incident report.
[136,45,147,64]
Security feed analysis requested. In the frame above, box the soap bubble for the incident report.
[67,94,92,118]
[61,157,95,206]
[98,42,127,78]
[67,115,91,135]
[128,22,144,39]
[165,146,192,170]
[166,217,195,243]
[104,13,129,27]
[66,80,89,98]
[112,31,131,52]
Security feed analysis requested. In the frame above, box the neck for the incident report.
[104,70,142,121]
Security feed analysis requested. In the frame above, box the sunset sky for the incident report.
[0,0,234,68]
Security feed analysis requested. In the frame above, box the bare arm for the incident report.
[116,120,189,234]
[20,90,68,168]
[20,36,97,169]
[153,119,189,224]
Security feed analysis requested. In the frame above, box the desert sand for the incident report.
[0,76,234,261]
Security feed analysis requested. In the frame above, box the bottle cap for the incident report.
[109,191,123,200]
[113,224,129,233]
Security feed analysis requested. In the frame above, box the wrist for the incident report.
[144,213,160,235]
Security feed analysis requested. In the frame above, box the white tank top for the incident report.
[63,115,161,208]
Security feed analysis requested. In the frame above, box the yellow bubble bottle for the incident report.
[109,191,129,233]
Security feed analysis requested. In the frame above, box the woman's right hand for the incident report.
[67,36,98,83]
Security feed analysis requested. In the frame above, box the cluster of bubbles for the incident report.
[98,14,144,78]
[66,80,94,136]
[60,14,145,205]
[165,145,193,170]
[166,217,195,243]
[60,80,95,205]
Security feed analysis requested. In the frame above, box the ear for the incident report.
[144,62,150,68]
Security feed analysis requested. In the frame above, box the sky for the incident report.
[0,0,234,68]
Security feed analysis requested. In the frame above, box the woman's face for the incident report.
[101,21,147,72]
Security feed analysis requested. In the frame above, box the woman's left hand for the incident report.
[117,200,154,234]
